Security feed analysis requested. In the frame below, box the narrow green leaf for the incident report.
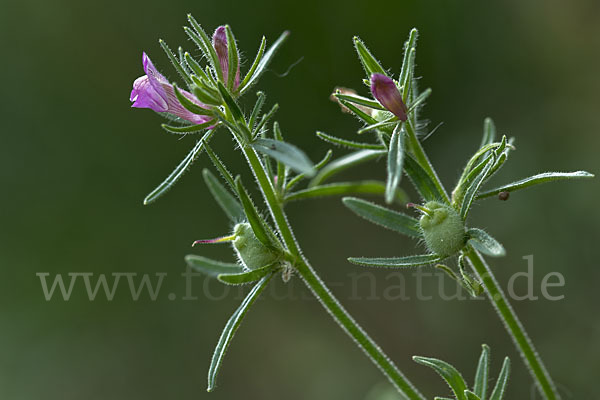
[216,82,245,124]
[316,131,385,150]
[480,117,497,148]
[353,36,387,77]
[460,155,494,220]
[477,171,595,199]
[309,149,386,187]
[343,197,420,237]
[413,356,468,400]
[252,138,315,176]
[203,169,245,222]
[467,228,506,257]
[337,98,379,124]
[203,144,236,190]
[386,124,406,203]
[143,130,213,205]
[186,15,221,80]
[249,91,266,130]
[284,149,333,191]
[464,390,482,400]
[400,47,416,101]
[334,92,385,110]
[357,116,397,135]
[489,357,511,400]
[161,120,215,134]
[218,262,277,285]
[473,344,490,399]
[190,78,221,106]
[240,31,290,94]
[159,39,192,85]
[252,103,279,138]
[185,255,244,277]
[207,274,273,391]
[234,176,275,249]
[224,25,239,91]
[184,52,210,82]
[173,83,214,116]
[285,181,406,203]
[348,254,441,268]
[404,154,443,201]
[407,88,432,114]
[399,28,418,91]
[239,36,266,92]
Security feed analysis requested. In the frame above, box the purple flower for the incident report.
[213,26,240,90]
[370,73,407,121]
[130,53,213,125]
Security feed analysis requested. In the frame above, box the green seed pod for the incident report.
[419,201,466,257]
[232,223,280,270]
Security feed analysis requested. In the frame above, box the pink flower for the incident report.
[370,73,407,121]
[130,53,213,125]
[213,26,240,90]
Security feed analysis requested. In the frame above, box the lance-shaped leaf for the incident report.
[216,82,245,125]
[348,254,441,268]
[217,262,278,285]
[286,181,406,203]
[252,138,315,176]
[240,31,290,94]
[467,228,506,257]
[203,169,244,222]
[161,120,215,134]
[310,149,386,186]
[234,176,277,249]
[477,171,594,199]
[334,92,384,111]
[159,39,192,85]
[473,344,490,399]
[460,155,494,220]
[204,144,236,189]
[353,36,387,78]
[284,149,332,191]
[342,197,420,238]
[185,255,244,277]
[480,117,497,148]
[184,18,221,79]
[489,357,511,400]
[240,36,266,92]
[404,154,443,201]
[399,28,418,98]
[143,130,214,205]
[207,274,273,391]
[173,84,215,116]
[386,124,406,203]
[316,131,385,150]
[413,356,468,400]
[464,391,482,400]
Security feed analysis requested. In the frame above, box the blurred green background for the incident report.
[2,0,599,398]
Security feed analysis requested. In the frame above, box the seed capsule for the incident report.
[418,201,466,257]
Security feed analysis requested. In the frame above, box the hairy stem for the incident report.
[465,248,561,400]
[238,140,426,400]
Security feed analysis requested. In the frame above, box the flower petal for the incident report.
[370,73,407,121]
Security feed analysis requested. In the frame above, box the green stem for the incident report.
[465,248,561,400]
[404,121,450,203]
[238,140,426,400]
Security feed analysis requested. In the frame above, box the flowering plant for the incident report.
[129,15,592,399]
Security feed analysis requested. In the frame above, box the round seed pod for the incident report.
[419,201,466,257]
[232,223,279,270]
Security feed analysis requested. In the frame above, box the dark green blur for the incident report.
[1,0,599,399]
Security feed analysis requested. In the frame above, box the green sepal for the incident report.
[413,356,468,400]
[161,120,215,134]
[334,92,384,111]
[399,28,418,101]
[464,391,482,400]
[480,117,497,148]
[353,36,387,78]
[203,169,244,222]
[217,262,278,285]
[239,36,266,93]
[224,25,239,90]
[473,344,490,399]
[286,181,406,203]
[217,82,245,125]
[234,176,277,249]
[249,91,266,131]
[309,149,386,187]
[252,138,315,176]
[203,144,236,190]
[385,124,406,204]
[186,15,221,80]
[357,115,397,135]
[173,83,214,116]
[239,31,290,94]
[190,77,221,106]
[489,357,511,400]
[477,171,594,199]
[348,254,441,268]
[458,255,484,297]
[460,154,494,220]
[342,197,420,238]
[316,131,385,150]
[158,39,192,85]
[467,228,506,257]
[184,52,210,82]
[336,98,378,124]
[207,274,273,392]
[185,255,244,277]
[143,130,214,205]
[404,154,444,201]
[252,103,279,139]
